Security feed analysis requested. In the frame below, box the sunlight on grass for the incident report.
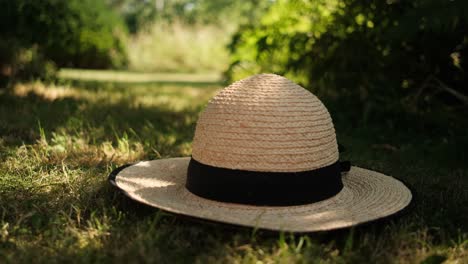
[59,69,222,83]
[0,77,223,262]
[12,79,218,111]
[0,74,467,263]
[13,82,80,101]
[127,23,232,73]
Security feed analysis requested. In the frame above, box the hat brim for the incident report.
[109,157,412,232]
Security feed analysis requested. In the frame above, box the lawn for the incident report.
[0,70,467,263]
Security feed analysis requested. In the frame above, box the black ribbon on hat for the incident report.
[186,144,350,206]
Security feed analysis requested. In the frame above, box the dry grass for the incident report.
[127,23,232,73]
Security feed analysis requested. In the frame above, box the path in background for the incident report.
[59,69,222,84]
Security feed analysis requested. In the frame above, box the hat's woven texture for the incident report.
[192,74,338,172]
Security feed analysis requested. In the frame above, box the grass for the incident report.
[58,69,221,84]
[0,69,467,263]
[127,23,232,73]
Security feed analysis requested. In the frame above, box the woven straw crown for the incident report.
[192,73,338,172]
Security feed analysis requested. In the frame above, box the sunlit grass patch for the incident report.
[59,69,222,83]
[0,73,467,263]
[0,77,222,262]
[11,79,218,111]
[126,23,232,73]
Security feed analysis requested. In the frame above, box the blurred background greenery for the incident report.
[1,0,467,116]
[0,0,269,78]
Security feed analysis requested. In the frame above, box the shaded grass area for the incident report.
[0,72,467,263]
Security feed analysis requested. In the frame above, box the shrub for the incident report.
[0,0,128,81]
[227,0,468,115]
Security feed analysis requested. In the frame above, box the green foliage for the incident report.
[176,0,272,26]
[228,0,468,116]
[108,0,158,34]
[0,40,57,84]
[109,0,271,32]
[0,0,128,81]
[43,0,128,69]
[7,46,57,82]
[227,0,339,81]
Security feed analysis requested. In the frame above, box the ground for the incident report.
[0,70,467,263]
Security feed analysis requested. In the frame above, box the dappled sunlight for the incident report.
[297,211,356,229]
[13,82,82,101]
[0,0,465,262]
[11,79,219,111]
[1,75,467,263]
[117,176,175,192]
[2,130,146,169]
[2,77,221,173]
[177,142,193,156]
[1,0,466,261]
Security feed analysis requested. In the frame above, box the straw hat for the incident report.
[109,73,412,232]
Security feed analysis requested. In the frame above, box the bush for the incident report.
[0,0,128,81]
[227,0,468,115]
